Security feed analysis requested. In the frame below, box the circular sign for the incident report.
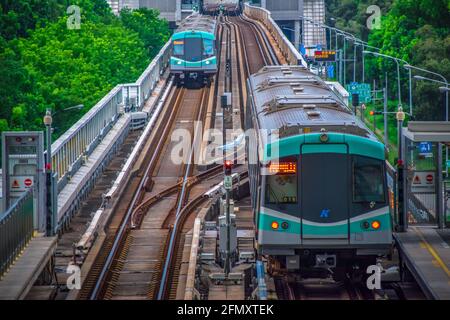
[24,178,33,187]
[426,175,433,183]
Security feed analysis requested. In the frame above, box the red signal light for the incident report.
[224,160,233,168]
[224,160,233,175]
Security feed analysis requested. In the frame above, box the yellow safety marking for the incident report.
[413,227,450,279]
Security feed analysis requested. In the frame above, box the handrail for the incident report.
[0,189,34,278]
[50,38,172,196]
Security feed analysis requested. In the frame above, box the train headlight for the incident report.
[371,220,381,230]
[177,61,182,65]
[271,221,279,230]
[205,60,210,65]
[281,222,289,230]
[362,221,370,229]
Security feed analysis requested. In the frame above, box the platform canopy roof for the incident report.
[402,121,450,143]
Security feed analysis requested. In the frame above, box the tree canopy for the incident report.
[0,0,169,137]
[326,0,450,121]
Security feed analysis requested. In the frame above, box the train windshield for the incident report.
[173,40,184,56]
[353,156,385,203]
[185,37,202,62]
[203,39,214,56]
[265,159,298,204]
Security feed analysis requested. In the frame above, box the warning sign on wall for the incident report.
[411,171,435,193]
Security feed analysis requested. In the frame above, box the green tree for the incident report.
[120,8,170,58]
[0,0,170,138]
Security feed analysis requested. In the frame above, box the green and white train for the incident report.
[170,14,218,86]
[246,66,393,280]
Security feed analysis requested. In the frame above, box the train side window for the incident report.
[353,156,385,203]
[265,159,298,204]
[173,40,184,56]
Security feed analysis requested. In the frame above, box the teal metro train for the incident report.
[170,14,218,86]
[245,66,393,280]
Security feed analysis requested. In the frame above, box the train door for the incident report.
[300,144,350,242]
[184,35,203,67]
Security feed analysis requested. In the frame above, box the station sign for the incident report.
[327,65,335,78]
[314,50,336,62]
[346,82,372,104]
[418,142,433,158]
[411,171,435,193]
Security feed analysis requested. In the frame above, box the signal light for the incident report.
[271,221,279,230]
[371,220,381,230]
[370,110,382,116]
[224,160,233,175]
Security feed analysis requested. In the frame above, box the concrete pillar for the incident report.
[294,20,301,51]
[261,0,267,8]
[176,0,182,23]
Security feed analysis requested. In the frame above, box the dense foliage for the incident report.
[0,0,169,137]
[326,0,450,121]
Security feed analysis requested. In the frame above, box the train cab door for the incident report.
[300,144,350,243]
[184,35,203,68]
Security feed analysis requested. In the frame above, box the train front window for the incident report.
[173,40,184,56]
[265,159,298,204]
[203,39,214,56]
[185,37,202,62]
[353,156,385,203]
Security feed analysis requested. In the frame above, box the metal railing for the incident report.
[0,189,34,278]
[51,85,123,191]
[123,41,172,111]
[243,3,307,67]
[51,36,172,190]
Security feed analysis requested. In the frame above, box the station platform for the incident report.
[394,226,450,300]
[0,236,57,300]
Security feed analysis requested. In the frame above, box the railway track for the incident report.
[275,277,375,300]
[78,85,213,300]
[75,12,284,301]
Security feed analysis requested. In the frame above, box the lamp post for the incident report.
[396,107,406,232]
[363,51,409,111]
[42,104,84,236]
[43,110,54,236]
